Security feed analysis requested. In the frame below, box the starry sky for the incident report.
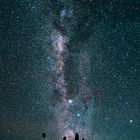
[0,0,140,140]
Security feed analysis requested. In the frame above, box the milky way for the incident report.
[52,31,71,137]
[51,35,92,139]
[50,5,94,138]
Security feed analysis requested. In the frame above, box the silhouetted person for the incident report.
[82,138,85,140]
[75,133,79,140]
[42,132,46,139]
[63,136,67,140]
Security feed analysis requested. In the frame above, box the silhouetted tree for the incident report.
[63,136,67,140]
[42,132,46,140]
[82,138,85,140]
[75,133,79,140]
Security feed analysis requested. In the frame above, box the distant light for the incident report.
[68,99,73,104]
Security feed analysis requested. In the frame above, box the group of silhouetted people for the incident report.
[42,132,85,140]
[63,133,84,140]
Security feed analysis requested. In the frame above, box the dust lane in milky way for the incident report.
[52,31,72,138]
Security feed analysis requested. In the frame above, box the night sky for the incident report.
[0,0,140,140]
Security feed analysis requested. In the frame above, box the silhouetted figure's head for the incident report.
[75,133,79,140]
[63,136,67,140]
[42,132,46,139]
[82,138,85,140]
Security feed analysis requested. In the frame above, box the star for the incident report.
[76,113,80,117]
[68,99,73,104]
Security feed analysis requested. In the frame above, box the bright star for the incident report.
[68,99,73,104]
[130,119,133,123]
[77,113,80,117]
